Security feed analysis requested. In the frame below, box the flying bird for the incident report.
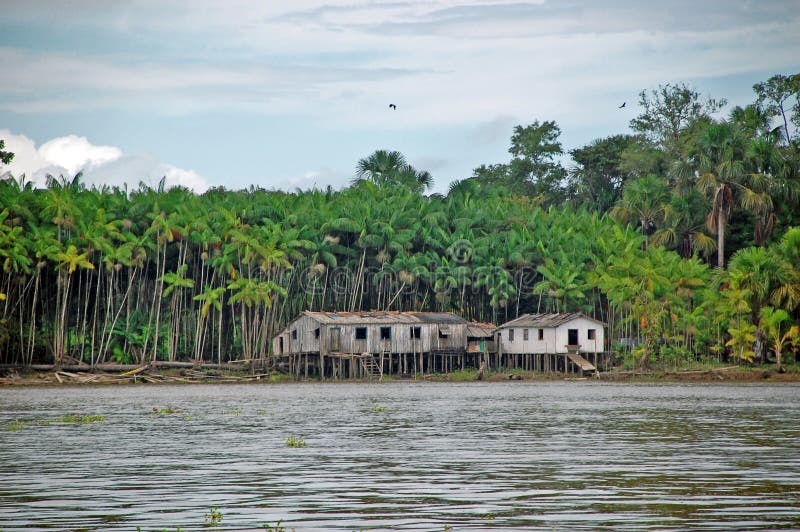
[618,102,626,108]
[389,103,396,110]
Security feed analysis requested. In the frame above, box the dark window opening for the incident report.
[538,329,544,340]
[291,329,297,340]
[588,329,596,340]
[355,327,368,340]
[523,328,529,341]
[380,327,392,340]
[568,329,578,345]
[509,329,515,342]
[279,337,284,354]
[314,328,320,339]
[411,326,421,339]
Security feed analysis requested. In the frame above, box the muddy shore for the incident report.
[1,363,798,386]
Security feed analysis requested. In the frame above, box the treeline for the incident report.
[0,73,799,368]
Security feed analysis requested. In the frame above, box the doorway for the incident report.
[568,329,578,346]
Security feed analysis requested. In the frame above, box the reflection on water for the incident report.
[1,382,799,530]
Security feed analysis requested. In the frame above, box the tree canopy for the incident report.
[0,73,798,370]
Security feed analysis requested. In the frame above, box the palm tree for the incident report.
[759,306,800,369]
[54,244,95,363]
[610,174,670,246]
[354,150,432,193]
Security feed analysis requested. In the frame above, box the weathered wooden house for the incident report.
[494,313,606,374]
[466,322,496,355]
[272,311,474,379]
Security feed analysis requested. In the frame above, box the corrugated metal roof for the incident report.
[496,312,605,329]
[300,310,468,325]
[466,322,496,337]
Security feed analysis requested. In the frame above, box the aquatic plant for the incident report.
[262,519,286,531]
[371,405,387,413]
[284,435,307,448]
[153,405,182,415]
[54,414,106,424]
[204,506,223,527]
[6,419,28,431]
[256,409,266,415]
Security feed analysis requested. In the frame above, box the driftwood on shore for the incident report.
[0,361,272,386]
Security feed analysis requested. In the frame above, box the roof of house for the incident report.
[466,322,496,338]
[496,312,605,329]
[297,310,468,326]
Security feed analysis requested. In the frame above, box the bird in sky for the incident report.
[389,103,396,110]
[618,102,626,108]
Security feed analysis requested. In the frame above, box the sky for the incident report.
[1,0,799,195]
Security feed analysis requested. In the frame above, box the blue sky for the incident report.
[1,1,799,194]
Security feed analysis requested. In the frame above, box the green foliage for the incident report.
[0,139,13,165]
[262,519,286,531]
[284,435,307,448]
[204,507,222,527]
[726,322,757,362]
[54,414,107,424]
[6,419,28,431]
[0,73,798,371]
[154,405,181,415]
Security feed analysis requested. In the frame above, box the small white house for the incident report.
[495,313,605,355]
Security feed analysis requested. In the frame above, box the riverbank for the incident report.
[2,363,799,386]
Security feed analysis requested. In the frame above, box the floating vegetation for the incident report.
[223,408,242,416]
[371,405,387,413]
[54,414,107,424]
[204,506,223,527]
[481,513,496,520]
[262,519,287,531]
[153,405,182,415]
[284,435,307,448]
[256,409,266,415]
[6,419,28,431]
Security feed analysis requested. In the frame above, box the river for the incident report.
[1,382,799,530]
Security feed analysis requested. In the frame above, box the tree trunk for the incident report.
[717,208,726,269]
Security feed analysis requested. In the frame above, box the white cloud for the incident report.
[38,134,122,177]
[0,129,210,192]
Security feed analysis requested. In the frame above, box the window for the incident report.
[588,329,596,340]
[523,328,529,341]
[314,328,320,339]
[509,329,515,342]
[410,326,421,339]
[291,329,297,340]
[380,327,392,340]
[355,327,367,340]
[538,329,544,340]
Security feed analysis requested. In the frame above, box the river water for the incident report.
[1,382,799,531]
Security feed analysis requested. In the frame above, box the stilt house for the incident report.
[272,311,473,379]
[494,313,606,375]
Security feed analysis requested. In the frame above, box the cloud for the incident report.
[38,135,122,176]
[0,129,210,192]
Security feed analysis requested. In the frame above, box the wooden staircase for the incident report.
[567,352,597,376]
[359,353,383,380]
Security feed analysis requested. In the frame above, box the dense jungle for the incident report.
[1,74,799,370]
